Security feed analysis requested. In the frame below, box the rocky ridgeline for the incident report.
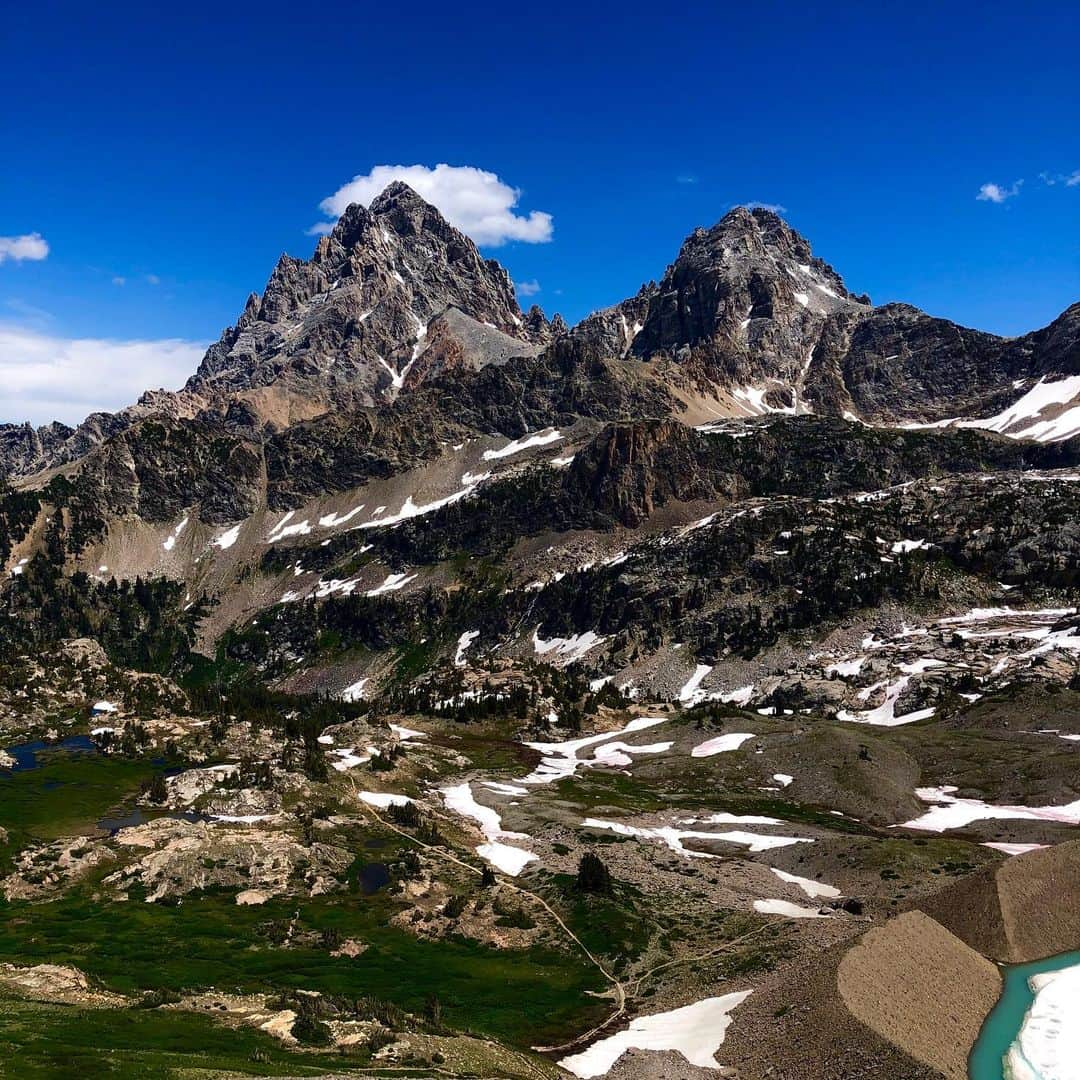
[0,183,552,478]
[2,185,1078,494]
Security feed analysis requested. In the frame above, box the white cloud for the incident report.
[312,163,554,247]
[976,179,1023,203]
[1040,170,1080,187]
[146,273,161,286]
[516,279,541,297]
[740,201,788,214]
[0,322,205,426]
[0,233,49,264]
[111,276,126,286]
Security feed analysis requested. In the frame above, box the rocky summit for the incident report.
[1,185,1080,1080]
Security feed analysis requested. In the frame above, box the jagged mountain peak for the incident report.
[181,182,542,417]
[4,193,1080,487]
[624,205,869,404]
[368,180,453,234]
[370,178,431,212]
[669,205,859,306]
[703,202,796,242]
[328,182,451,249]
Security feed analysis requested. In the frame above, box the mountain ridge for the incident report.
[2,187,1078,490]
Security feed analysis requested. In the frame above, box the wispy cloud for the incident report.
[739,201,788,214]
[112,276,126,286]
[516,279,541,297]
[0,233,49,264]
[1039,169,1080,187]
[311,164,554,247]
[676,174,699,185]
[976,179,1023,204]
[4,298,53,327]
[0,322,205,426]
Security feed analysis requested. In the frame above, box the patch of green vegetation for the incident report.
[544,873,651,964]
[435,732,534,774]
[0,752,159,855]
[712,932,791,979]
[0,552,203,674]
[0,890,605,1048]
[850,836,992,878]
[0,995,352,1078]
[394,639,438,682]
[568,769,872,835]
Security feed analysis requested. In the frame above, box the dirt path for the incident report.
[353,782,798,1059]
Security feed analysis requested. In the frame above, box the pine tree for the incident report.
[575,851,612,894]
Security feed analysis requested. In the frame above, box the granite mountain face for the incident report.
[2,183,1077,681]
[0,183,546,478]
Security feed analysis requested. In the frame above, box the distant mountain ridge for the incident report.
[2,186,1079,484]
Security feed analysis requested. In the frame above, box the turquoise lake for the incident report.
[969,949,1080,1079]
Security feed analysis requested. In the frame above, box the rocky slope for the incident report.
[621,205,1079,429]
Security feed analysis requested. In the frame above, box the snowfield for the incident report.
[558,992,752,1078]
[900,786,1080,833]
[753,898,830,919]
[583,818,814,856]
[771,867,841,899]
[836,675,935,727]
[520,717,669,785]
[678,663,713,704]
[358,791,413,809]
[532,627,606,664]
[212,523,242,549]
[454,629,479,667]
[481,428,562,461]
[162,515,188,551]
[962,374,1080,443]
[441,782,537,876]
[900,375,1080,443]
[1006,962,1080,1080]
[339,677,368,702]
[691,732,755,757]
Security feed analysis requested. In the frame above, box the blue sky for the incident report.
[2,0,1079,424]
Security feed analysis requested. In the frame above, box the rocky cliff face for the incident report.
[631,207,867,389]
[187,182,542,414]
[619,206,1080,426]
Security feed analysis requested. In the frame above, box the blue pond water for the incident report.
[2,734,98,771]
[95,808,206,834]
[358,862,390,895]
[969,950,1080,1079]
[0,734,190,834]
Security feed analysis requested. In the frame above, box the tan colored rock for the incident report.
[259,1009,297,1042]
[0,963,127,1007]
[837,910,999,1080]
[920,837,1080,964]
